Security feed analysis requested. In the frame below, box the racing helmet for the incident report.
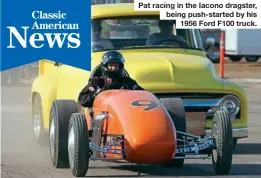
[101,50,125,79]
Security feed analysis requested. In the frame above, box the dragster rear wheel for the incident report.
[160,98,186,167]
[68,113,89,177]
[233,138,238,150]
[211,109,233,175]
[49,100,78,168]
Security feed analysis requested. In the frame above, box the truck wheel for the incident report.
[229,56,242,62]
[245,56,259,62]
[68,113,89,177]
[32,94,47,145]
[49,100,78,168]
[211,109,233,175]
[160,98,186,167]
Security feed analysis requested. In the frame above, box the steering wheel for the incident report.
[154,38,188,48]
[92,44,105,51]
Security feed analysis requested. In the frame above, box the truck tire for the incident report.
[160,98,186,167]
[245,56,259,62]
[211,109,233,175]
[49,100,78,168]
[229,56,242,62]
[68,113,90,177]
[32,94,47,145]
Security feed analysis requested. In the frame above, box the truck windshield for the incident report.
[91,15,204,52]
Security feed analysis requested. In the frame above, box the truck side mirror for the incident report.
[204,37,216,49]
[204,38,220,63]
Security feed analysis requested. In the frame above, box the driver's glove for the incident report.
[96,88,102,94]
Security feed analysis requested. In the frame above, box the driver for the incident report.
[78,50,144,108]
[92,20,114,50]
[146,20,186,45]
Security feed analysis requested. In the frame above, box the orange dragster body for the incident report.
[85,89,177,165]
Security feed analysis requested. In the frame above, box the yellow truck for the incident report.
[30,3,248,154]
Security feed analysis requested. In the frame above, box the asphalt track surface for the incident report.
[1,71,261,178]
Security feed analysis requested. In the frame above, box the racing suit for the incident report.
[78,76,144,108]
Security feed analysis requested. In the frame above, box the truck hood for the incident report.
[92,50,223,93]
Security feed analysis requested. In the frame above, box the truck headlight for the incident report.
[219,95,240,119]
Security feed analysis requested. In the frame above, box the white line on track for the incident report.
[230,78,261,83]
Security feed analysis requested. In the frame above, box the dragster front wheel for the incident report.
[211,109,233,175]
[68,113,89,177]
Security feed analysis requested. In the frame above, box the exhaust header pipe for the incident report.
[90,112,108,158]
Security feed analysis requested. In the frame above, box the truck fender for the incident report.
[30,75,57,129]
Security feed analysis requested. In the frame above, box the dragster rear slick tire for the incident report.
[49,100,78,168]
[233,138,238,151]
[211,109,233,175]
[68,113,89,177]
[160,98,186,167]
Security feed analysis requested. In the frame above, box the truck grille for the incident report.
[154,93,227,136]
